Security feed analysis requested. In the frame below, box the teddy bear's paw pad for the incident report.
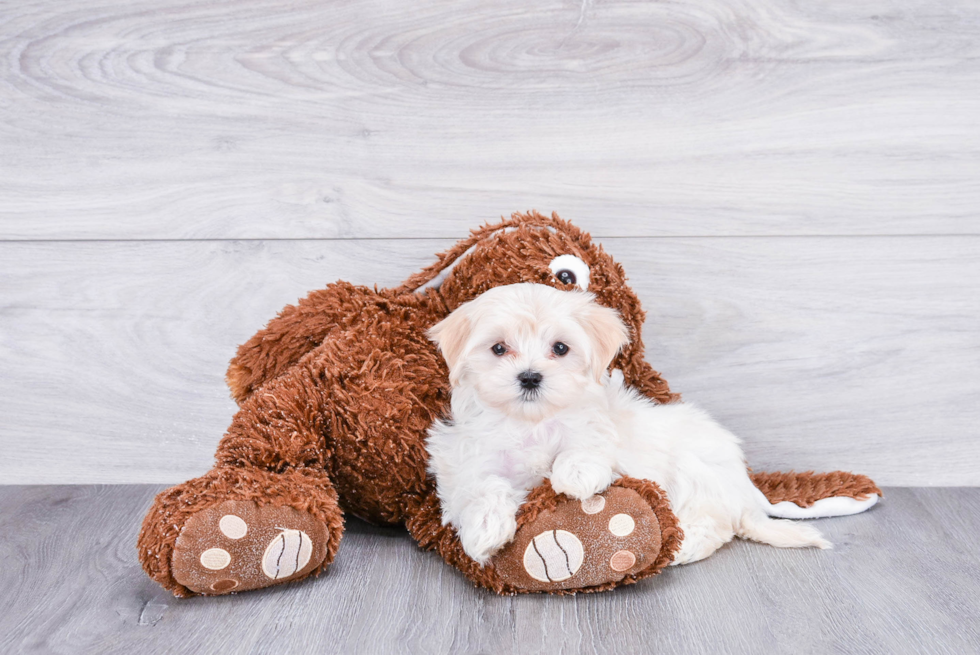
[523,530,584,582]
[492,487,661,592]
[171,499,329,595]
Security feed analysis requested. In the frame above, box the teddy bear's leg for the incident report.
[138,362,351,597]
[407,477,683,594]
[224,281,366,403]
[138,465,343,597]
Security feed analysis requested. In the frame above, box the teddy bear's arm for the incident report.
[226,282,365,404]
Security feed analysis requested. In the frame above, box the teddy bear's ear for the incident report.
[428,311,472,384]
[578,300,630,383]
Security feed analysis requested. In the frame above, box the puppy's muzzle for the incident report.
[518,370,543,391]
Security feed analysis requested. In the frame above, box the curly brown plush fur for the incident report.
[750,471,882,507]
[137,211,876,597]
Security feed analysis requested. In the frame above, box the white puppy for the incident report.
[426,283,831,565]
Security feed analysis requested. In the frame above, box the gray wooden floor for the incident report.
[0,485,977,655]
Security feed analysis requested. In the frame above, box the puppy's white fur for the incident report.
[427,283,830,565]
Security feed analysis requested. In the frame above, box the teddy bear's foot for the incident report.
[138,466,344,597]
[491,477,682,593]
[171,499,331,595]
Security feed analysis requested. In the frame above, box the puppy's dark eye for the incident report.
[555,269,576,286]
[552,342,569,356]
[491,343,507,356]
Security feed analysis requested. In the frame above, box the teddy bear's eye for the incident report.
[552,342,569,356]
[491,343,507,356]
[555,269,576,286]
[548,255,590,290]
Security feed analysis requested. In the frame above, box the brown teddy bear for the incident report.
[138,211,880,597]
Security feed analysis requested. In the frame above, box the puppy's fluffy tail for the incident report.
[737,512,832,550]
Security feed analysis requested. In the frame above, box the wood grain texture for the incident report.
[1,236,977,485]
[0,485,977,654]
[1,0,979,239]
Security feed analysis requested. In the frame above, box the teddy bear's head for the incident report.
[396,210,652,364]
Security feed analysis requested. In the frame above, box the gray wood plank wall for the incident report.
[1,0,978,485]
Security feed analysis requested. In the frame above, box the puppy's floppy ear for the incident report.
[427,309,472,385]
[578,300,630,382]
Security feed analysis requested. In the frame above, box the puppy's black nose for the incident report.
[518,370,543,390]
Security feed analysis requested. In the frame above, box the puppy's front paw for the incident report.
[550,452,615,500]
[457,496,519,565]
